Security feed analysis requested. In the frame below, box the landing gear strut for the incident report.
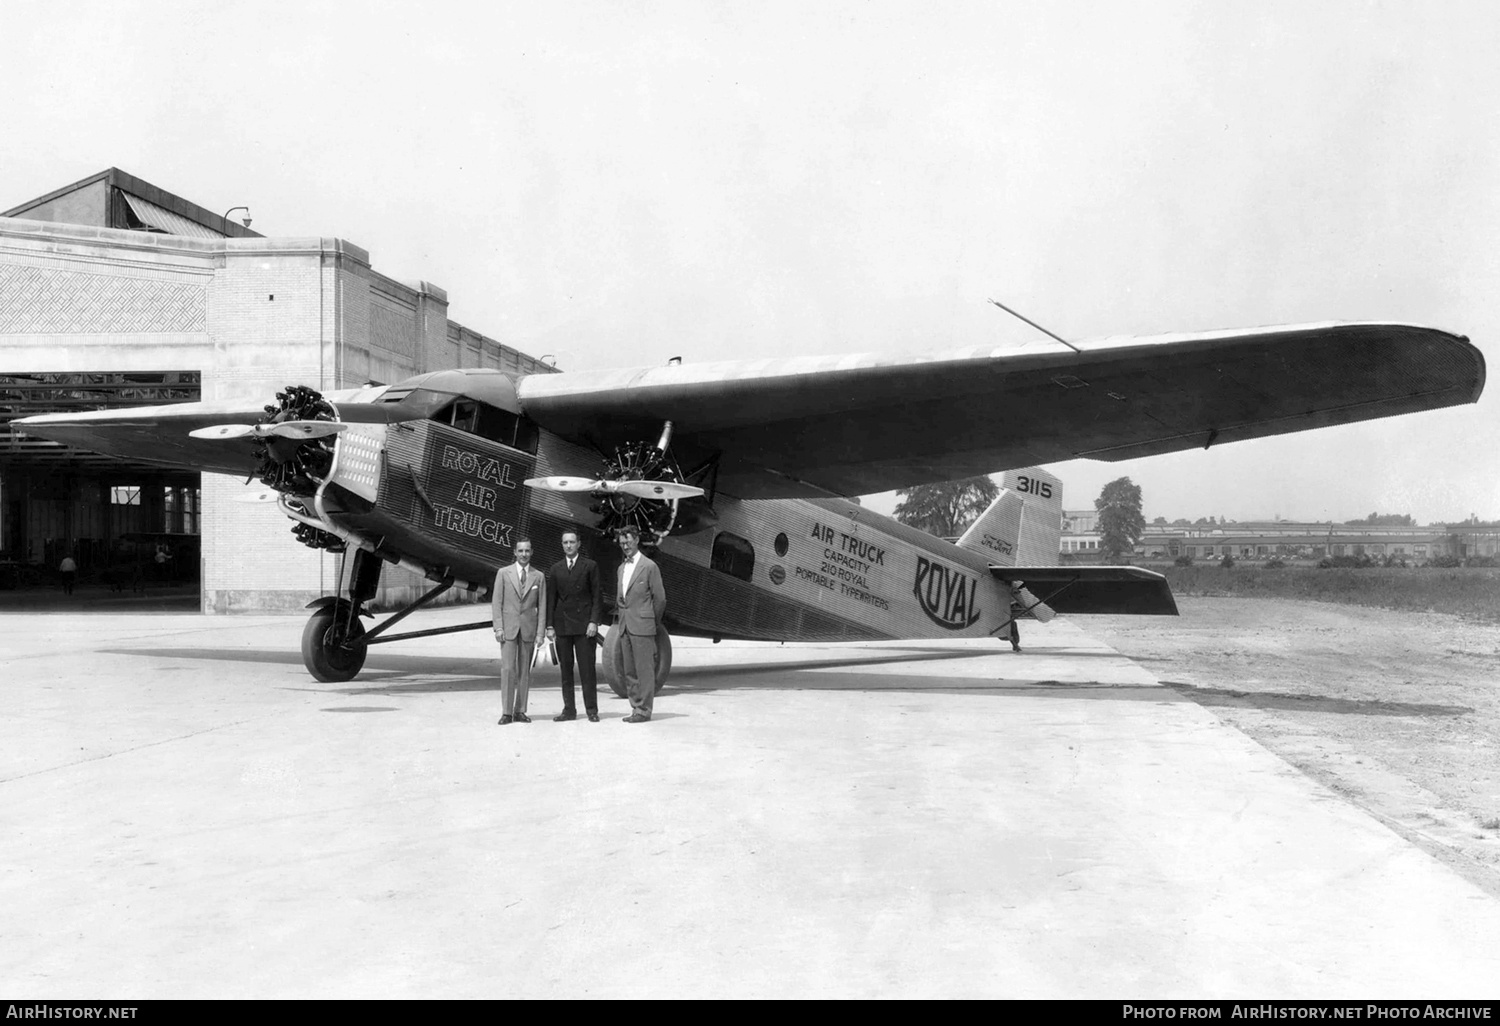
[299,547,493,683]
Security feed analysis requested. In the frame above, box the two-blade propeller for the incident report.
[524,476,704,500]
[188,421,349,441]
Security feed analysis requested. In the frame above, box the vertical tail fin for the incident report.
[956,468,1063,567]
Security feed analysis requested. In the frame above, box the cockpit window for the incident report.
[434,397,539,454]
[388,388,457,419]
[513,416,540,455]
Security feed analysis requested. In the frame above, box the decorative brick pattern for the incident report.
[369,293,416,357]
[0,263,206,333]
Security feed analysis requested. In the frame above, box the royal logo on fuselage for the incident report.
[914,556,982,630]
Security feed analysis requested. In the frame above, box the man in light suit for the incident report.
[493,537,547,725]
[613,524,668,723]
[545,528,604,722]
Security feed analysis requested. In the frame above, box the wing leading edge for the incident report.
[516,322,1484,499]
[12,398,286,477]
[12,390,402,477]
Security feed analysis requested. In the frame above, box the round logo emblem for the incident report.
[769,565,786,586]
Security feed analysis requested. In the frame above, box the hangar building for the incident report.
[0,168,553,611]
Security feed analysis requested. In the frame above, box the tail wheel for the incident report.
[301,604,367,682]
[600,625,672,698]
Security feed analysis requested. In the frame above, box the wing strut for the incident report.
[990,575,1080,635]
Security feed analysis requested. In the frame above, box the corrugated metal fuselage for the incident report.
[317,420,1015,643]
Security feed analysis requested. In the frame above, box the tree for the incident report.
[1346,512,1414,526]
[1095,476,1145,563]
[893,476,999,538]
[1152,516,1168,525]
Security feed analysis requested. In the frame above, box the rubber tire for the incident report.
[301,606,368,682]
[601,625,672,699]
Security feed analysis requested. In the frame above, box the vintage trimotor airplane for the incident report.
[15,321,1485,691]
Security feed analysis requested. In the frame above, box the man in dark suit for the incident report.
[493,537,547,725]
[545,528,604,722]
[613,524,668,723]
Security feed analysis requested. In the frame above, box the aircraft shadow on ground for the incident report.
[1160,680,1471,718]
[97,644,1166,699]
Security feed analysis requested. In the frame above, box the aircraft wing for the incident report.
[11,398,281,477]
[517,322,1484,499]
[988,565,1179,616]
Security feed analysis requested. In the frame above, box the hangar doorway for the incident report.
[1,371,202,605]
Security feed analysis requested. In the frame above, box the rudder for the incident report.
[956,467,1063,567]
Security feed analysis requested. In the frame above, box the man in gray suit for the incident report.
[613,524,667,723]
[493,537,547,725]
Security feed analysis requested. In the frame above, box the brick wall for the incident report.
[1,216,553,614]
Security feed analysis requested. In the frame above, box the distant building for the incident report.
[1,168,554,611]
[1130,521,1499,562]
[1058,508,1101,560]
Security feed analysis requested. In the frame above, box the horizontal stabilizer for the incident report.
[988,565,1178,616]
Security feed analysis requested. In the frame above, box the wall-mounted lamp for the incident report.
[223,205,252,229]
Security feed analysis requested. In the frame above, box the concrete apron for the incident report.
[2,607,1498,998]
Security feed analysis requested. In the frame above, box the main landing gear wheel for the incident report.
[600,625,673,699]
[301,605,368,682]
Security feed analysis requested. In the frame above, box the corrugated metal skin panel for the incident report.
[519,323,1484,499]
[379,421,535,568]
[655,495,1012,642]
[367,420,1010,642]
[121,193,224,239]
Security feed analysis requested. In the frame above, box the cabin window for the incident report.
[774,532,789,557]
[711,532,755,582]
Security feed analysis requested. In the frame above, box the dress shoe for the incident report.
[622,714,650,723]
[554,712,576,722]
[498,715,513,725]
[515,713,532,723]
[586,711,599,722]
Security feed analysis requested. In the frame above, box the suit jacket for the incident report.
[547,555,603,635]
[615,553,667,636]
[492,562,547,643]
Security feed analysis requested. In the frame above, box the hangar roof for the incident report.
[2,167,262,239]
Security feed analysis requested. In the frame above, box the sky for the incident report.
[2,0,1497,525]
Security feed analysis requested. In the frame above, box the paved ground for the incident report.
[1089,598,1500,900]
[4,604,1500,998]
